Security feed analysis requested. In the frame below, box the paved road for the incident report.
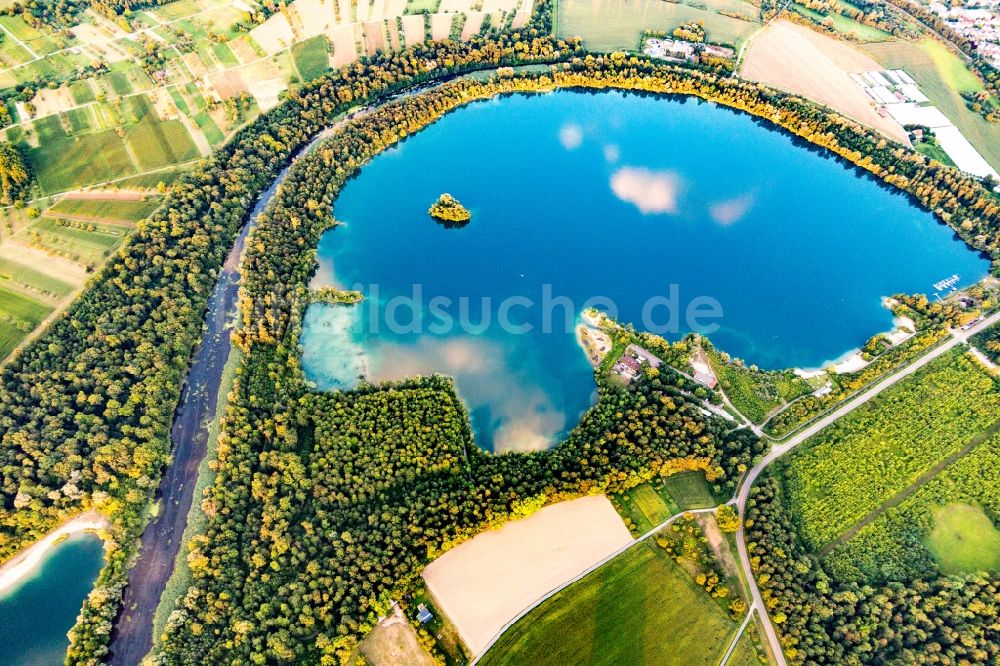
[733,309,1000,666]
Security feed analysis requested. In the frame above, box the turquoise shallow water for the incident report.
[300,89,989,451]
[0,533,104,666]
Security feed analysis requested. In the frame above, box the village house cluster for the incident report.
[642,38,735,64]
[924,0,1000,67]
[612,343,665,383]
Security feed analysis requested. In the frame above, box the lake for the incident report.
[0,533,104,666]
[301,90,989,452]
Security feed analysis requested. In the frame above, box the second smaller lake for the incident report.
[0,533,105,666]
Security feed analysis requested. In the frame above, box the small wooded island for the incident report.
[429,193,472,225]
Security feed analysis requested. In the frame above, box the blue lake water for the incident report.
[0,533,104,666]
[301,90,989,451]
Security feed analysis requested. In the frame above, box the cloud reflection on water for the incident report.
[300,306,571,452]
[610,166,682,214]
[709,193,755,225]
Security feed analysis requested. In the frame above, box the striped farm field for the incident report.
[49,197,161,224]
[0,257,76,298]
[779,349,1000,551]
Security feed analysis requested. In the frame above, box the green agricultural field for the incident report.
[861,39,1000,172]
[193,111,225,145]
[614,481,682,534]
[69,80,97,104]
[0,257,75,298]
[123,96,200,171]
[293,35,332,82]
[781,349,1000,551]
[169,88,191,115]
[107,71,133,96]
[65,108,93,134]
[478,539,738,666]
[26,128,136,194]
[0,283,52,357]
[557,0,760,52]
[49,197,161,223]
[790,5,892,42]
[212,42,240,68]
[405,0,440,12]
[824,431,1000,582]
[663,471,718,509]
[913,138,955,166]
[0,284,52,325]
[20,218,127,264]
[126,118,200,170]
[0,318,28,358]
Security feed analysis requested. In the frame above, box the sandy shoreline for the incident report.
[796,312,917,377]
[0,511,108,595]
[575,310,612,367]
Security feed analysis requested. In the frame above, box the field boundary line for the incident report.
[818,414,1000,557]
[0,23,39,59]
[468,505,717,664]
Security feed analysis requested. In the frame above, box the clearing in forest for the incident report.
[421,494,632,656]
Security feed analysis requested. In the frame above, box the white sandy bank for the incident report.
[0,511,108,595]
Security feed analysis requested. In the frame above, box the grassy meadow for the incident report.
[293,35,332,82]
[477,539,739,666]
[927,503,1000,574]
[614,472,718,535]
[557,0,760,52]
[790,5,892,42]
[49,198,161,222]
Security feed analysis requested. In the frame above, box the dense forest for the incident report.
[155,372,759,663]
[0,0,995,660]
